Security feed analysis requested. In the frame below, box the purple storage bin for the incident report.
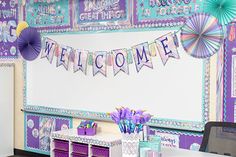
[54,149,69,157]
[86,127,96,136]
[72,152,88,157]
[54,139,69,151]
[92,146,109,157]
[77,128,86,135]
[72,142,88,155]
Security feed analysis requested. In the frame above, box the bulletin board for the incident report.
[22,0,210,131]
[223,23,236,122]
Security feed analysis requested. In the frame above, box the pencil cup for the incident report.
[122,133,140,157]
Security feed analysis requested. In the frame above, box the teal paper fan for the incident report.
[204,0,236,25]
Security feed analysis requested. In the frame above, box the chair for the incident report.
[200,122,236,156]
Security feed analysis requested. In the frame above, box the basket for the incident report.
[54,139,69,151]
[72,142,89,155]
[91,145,109,157]
[77,128,86,135]
[86,127,96,136]
[54,149,69,157]
[72,152,88,157]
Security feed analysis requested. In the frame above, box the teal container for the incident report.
[139,136,161,157]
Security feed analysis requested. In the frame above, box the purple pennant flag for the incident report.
[93,51,107,77]
[132,42,153,72]
[41,37,57,63]
[112,49,129,76]
[73,49,88,74]
[56,45,72,70]
[155,33,179,66]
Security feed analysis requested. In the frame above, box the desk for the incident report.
[162,147,225,157]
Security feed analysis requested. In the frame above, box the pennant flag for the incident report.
[155,33,179,66]
[73,49,88,74]
[93,51,107,77]
[41,37,57,63]
[56,45,72,70]
[112,49,129,76]
[132,42,153,72]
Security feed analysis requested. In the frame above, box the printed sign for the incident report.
[24,0,72,31]
[157,132,180,148]
[75,0,131,30]
[0,0,18,58]
[134,0,202,27]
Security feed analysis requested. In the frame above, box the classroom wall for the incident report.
[0,52,218,150]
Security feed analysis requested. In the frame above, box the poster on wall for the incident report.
[39,117,55,152]
[133,0,202,28]
[0,0,18,58]
[25,113,72,154]
[150,129,202,150]
[74,0,132,31]
[223,23,236,122]
[24,0,72,32]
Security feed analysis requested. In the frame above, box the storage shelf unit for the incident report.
[51,129,122,157]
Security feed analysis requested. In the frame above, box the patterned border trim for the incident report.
[150,127,203,137]
[23,57,210,131]
[223,39,229,121]
[0,56,18,59]
[24,112,73,155]
[0,63,15,67]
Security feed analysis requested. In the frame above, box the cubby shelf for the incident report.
[50,129,122,157]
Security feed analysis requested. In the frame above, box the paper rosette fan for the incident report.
[181,13,223,59]
[204,0,236,25]
[18,27,41,61]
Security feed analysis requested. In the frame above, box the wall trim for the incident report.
[14,149,49,157]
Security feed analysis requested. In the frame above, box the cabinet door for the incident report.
[0,65,14,157]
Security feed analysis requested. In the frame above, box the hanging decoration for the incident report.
[181,13,223,59]
[41,37,58,64]
[56,45,72,71]
[112,49,129,76]
[73,49,88,74]
[31,29,220,77]
[156,33,180,65]
[17,27,41,61]
[204,0,236,25]
[229,24,236,42]
[93,51,107,77]
[16,21,29,37]
[132,42,153,73]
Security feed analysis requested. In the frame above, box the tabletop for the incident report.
[162,147,226,157]
[51,129,122,147]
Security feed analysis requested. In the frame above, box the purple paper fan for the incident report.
[18,27,41,61]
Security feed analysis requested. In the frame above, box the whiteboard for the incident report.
[24,30,210,131]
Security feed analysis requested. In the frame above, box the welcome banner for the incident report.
[40,32,179,77]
